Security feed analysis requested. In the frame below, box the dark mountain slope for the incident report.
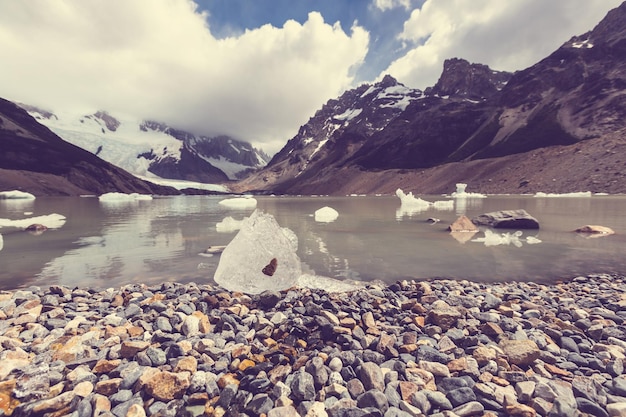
[236,2,626,195]
[0,98,178,196]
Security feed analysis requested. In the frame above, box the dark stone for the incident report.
[356,390,389,413]
[576,397,609,417]
[472,209,539,229]
[447,387,477,407]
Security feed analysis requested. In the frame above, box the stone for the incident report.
[119,341,150,358]
[472,209,540,229]
[356,390,389,413]
[499,339,540,366]
[360,362,385,391]
[144,371,191,401]
[448,215,479,232]
[291,371,316,401]
[574,225,615,237]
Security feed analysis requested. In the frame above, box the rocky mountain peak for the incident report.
[583,1,626,48]
[426,58,512,100]
[91,111,120,132]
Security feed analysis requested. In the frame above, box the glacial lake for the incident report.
[1,194,625,291]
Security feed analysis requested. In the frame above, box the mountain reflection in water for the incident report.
[0,194,625,290]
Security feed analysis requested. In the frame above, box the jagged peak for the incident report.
[426,57,512,99]
[89,110,120,132]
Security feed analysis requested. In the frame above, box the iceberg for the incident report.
[218,196,257,209]
[98,192,153,201]
[214,210,301,294]
[433,200,454,210]
[0,213,67,230]
[0,190,36,200]
[216,216,244,233]
[451,183,487,198]
[396,188,432,208]
[314,206,339,223]
[534,191,592,198]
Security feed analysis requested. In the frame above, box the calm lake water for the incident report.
[1,194,625,291]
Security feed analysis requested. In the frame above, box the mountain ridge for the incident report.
[22,106,270,183]
[0,98,179,196]
[234,2,626,195]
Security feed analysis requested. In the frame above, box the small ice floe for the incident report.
[433,200,454,211]
[0,234,3,252]
[314,206,339,223]
[98,192,153,201]
[216,216,245,233]
[0,190,36,200]
[451,183,487,198]
[218,196,257,209]
[534,191,592,198]
[472,230,524,247]
[472,230,542,247]
[0,213,67,231]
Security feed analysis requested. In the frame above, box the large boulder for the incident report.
[447,215,478,232]
[472,209,539,229]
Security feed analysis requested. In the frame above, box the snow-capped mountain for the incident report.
[0,98,178,196]
[236,3,626,195]
[20,107,270,183]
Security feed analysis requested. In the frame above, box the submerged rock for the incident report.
[574,225,615,237]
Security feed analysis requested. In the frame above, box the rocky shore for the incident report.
[1,274,625,417]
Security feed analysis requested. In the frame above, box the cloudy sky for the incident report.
[0,0,621,155]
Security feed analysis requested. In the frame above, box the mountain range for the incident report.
[1,2,625,196]
[0,98,177,196]
[21,106,270,183]
[234,2,626,195]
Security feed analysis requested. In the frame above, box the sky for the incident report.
[0,0,621,155]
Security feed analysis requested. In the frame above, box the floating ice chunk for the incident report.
[0,213,67,230]
[214,210,301,294]
[396,188,432,208]
[534,191,592,198]
[472,230,524,247]
[99,192,153,201]
[526,236,542,244]
[218,196,257,209]
[451,183,487,198]
[315,206,339,223]
[0,234,3,252]
[433,200,454,211]
[216,216,245,233]
[0,190,36,200]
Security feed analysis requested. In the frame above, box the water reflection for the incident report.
[0,194,625,290]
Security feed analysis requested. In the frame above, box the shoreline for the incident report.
[0,274,625,416]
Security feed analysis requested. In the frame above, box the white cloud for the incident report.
[382,0,623,89]
[373,0,412,12]
[0,1,368,155]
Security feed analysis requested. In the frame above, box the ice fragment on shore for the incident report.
[218,196,257,209]
[216,216,244,233]
[214,210,301,294]
[99,192,152,201]
[315,206,339,223]
[0,190,36,200]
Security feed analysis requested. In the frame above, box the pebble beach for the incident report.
[1,274,625,417]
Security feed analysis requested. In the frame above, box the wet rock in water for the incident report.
[574,224,615,237]
[447,215,479,233]
[472,209,540,229]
